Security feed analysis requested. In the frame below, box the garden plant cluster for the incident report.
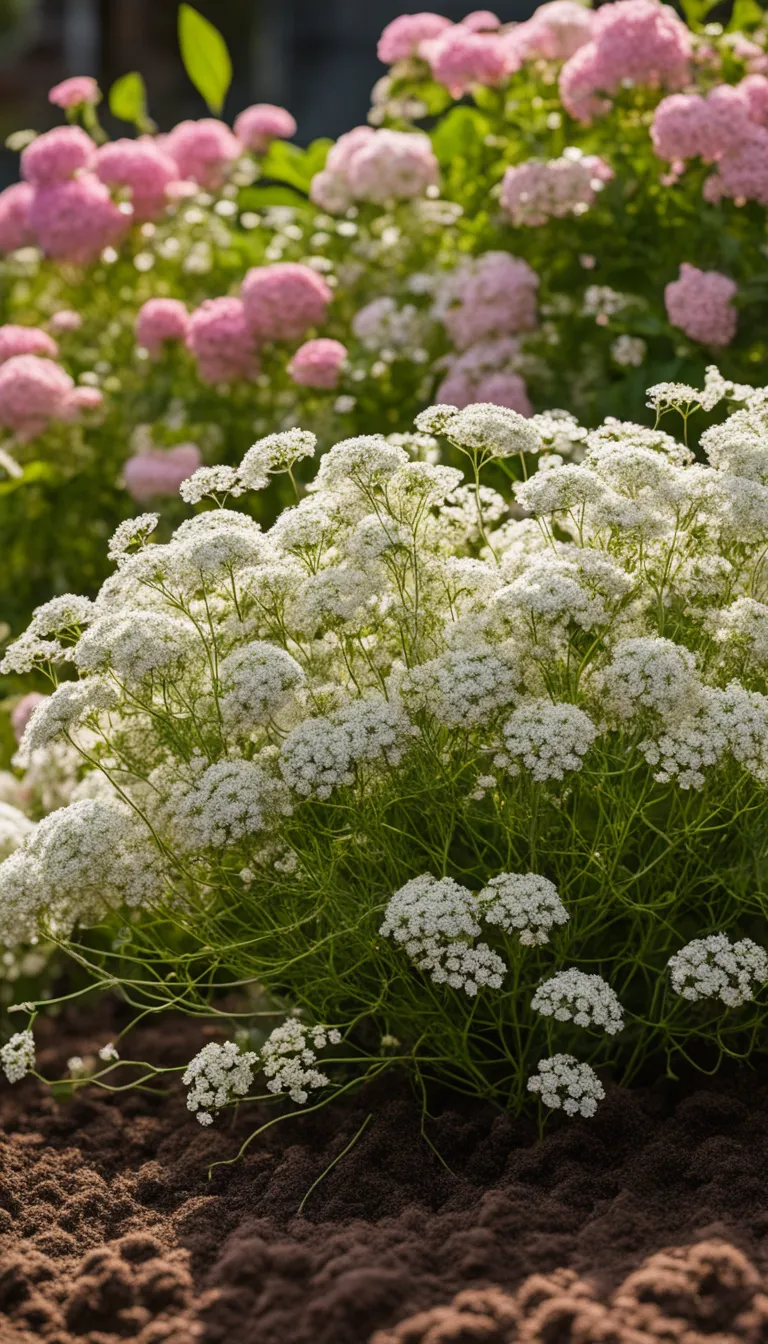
[0,0,768,1141]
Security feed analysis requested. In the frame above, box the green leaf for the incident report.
[727,0,765,32]
[108,72,149,128]
[178,3,232,115]
[678,0,719,27]
[259,138,332,193]
[431,106,489,165]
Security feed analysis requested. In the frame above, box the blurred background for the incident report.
[0,0,536,183]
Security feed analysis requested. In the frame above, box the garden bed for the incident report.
[1,1009,767,1343]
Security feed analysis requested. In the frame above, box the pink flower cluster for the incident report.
[288,338,347,389]
[162,119,241,192]
[136,299,190,357]
[310,126,439,212]
[509,2,596,64]
[234,104,297,153]
[559,0,692,123]
[0,349,102,441]
[434,251,539,350]
[664,263,737,347]
[437,337,532,414]
[123,443,202,503]
[186,298,260,384]
[0,325,57,363]
[501,152,613,226]
[241,263,333,341]
[48,76,100,109]
[652,75,768,206]
[421,26,509,97]
[95,139,179,222]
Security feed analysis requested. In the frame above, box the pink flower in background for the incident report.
[560,0,691,123]
[501,153,612,226]
[11,692,47,744]
[651,93,716,162]
[740,73,768,128]
[136,298,189,355]
[288,338,347,389]
[186,297,260,383]
[123,443,202,502]
[28,175,128,264]
[665,263,737,346]
[68,386,103,413]
[436,336,531,412]
[435,252,539,350]
[461,11,500,32]
[49,309,82,334]
[0,325,58,363]
[422,26,507,97]
[473,372,532,415]
[0,182,34,253]
[48,76,100,109]
[241,263,332,342]
[21,125,95,187]
[95,139,178,221]
[312,126,439,210]
[377,13,453,63]
[0,355,76,439]
[713,128,768,206]
[234,104,297,153]
[164,119,241,190]
[510,1,595,63]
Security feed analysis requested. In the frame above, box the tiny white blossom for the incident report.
[260,1018,339,1104]
[107,514,159,566]
[179,465,245,503]
[183,1039,259,1124]
[1,1029,35,1084]
[527,1053,605,1117]
[532,968,624,1034]
[477,872,569,946]
[499,700,598,782]
[668,933,768,1008]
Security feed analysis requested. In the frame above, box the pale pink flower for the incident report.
[377,13,453,63]
[164,119,241,190]
[11,692,47,744]
[474,372,532,415]
[50,310,82,334]
[0,355,75,439]
[664,263,737,347]
[28,174,128,264]
[124,443,202,502]
[461,11,500,32]
[186,298,260,383]
[241,263,332,342]
[510,1,596,63]
[651,93,716,162]
[234,104,297,153]
[435,252,539,349]
[308,169,353,214]
[714,128,768,206]
[21,125,95,187]
[95,138,178,221]
[560,0,692,123]
[0,182,34,253]
[422,26,507,97]
[0,325,58,364]
[312,126,438,209]
[136,298,189,356]
[288,338,347,389]
[436,336,528,410]
[740,73,768,129]
[500,153,612,226]
[48,76,100,109]
[68,386,103,413]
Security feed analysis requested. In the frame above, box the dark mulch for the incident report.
[1,1008,768,1342]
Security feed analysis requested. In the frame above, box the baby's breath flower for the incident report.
[444,403,541,460]
[239,429,317,489]
[499,700,598,781]
[260,1018,340,1104]
[19,677,117,755]
[668,933,768,1008]
[532,968,624,1034]
[527,1054,605,1117]
[107,513,159,566]
[1,1029,35,1084]
[477,872,569,946]
[179,465,245,503]
[399,646,520,728]
[183,1039,259,1125]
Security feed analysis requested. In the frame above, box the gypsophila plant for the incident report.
[2,370,768,1125]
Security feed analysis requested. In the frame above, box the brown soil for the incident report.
[1,1009,768,1343]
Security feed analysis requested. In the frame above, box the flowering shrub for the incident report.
[2,368,768,1123]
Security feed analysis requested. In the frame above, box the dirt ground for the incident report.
[1,1008,767,1343]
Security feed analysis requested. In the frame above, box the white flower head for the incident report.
[260,1018,340,1105]
[499,700,598,782]
[179,465,245,504]
[527,1053,605,1117]
[668,933,768,1008]
[1,1029,35,1084]
[239,429,317,490]
[107,513,160,566]
[183,1039,259,1125]
[444,403,541,460]
[532,968,624,1034]
[478,872,569,946]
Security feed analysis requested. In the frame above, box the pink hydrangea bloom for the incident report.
[437,336,529,410]
[49,309,82,333]
[186,298,260,383]
[510,1,596,63]
[473,372,532,414]
[560,0,691,123]
[500,153,612,226]
[95,139,178,221]
[664,263,737,346]
[311,126,438,210]
[377,12,453,63]
[288,338,347,389]
[740,73,768,129]
[0,355,76,439]
[234,104,297,153]
[241,263,332,342]
[136,298,189,356]
[28,174,128,264]
[435,252,539,349]
[68,385,103,413]
[461,11,500,32]
[0,325,58,364]
[48,76,100,109]
[11,692,47,744]
[422,26,508,97]
[21,125,95,187]
[0,182,34,253]
[164,119,241,190]
[124,443,202,502]
[651,93,717,162]
[713,128,768,206]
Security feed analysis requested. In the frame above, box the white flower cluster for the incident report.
[477,872,569,947]
[280,697,416,799]
[0,1029,36,1084]
[668,934,768,1008]
[597,637,700,723]
[398,646,520,728]
[260,1018,341,1104]
[527,1054,605,1118]
[379,873,506,997]
[218,641,305,733]
[74,611,196,684]
[183,1040,259,1126]
[440,403,542,461]
[531,969,625,1034]
[0,802,34,861]
[165,760,292,851]
[107,513,159,565]
[19,677,117,756]
[710,598,768,671]
[497,701,598,782]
